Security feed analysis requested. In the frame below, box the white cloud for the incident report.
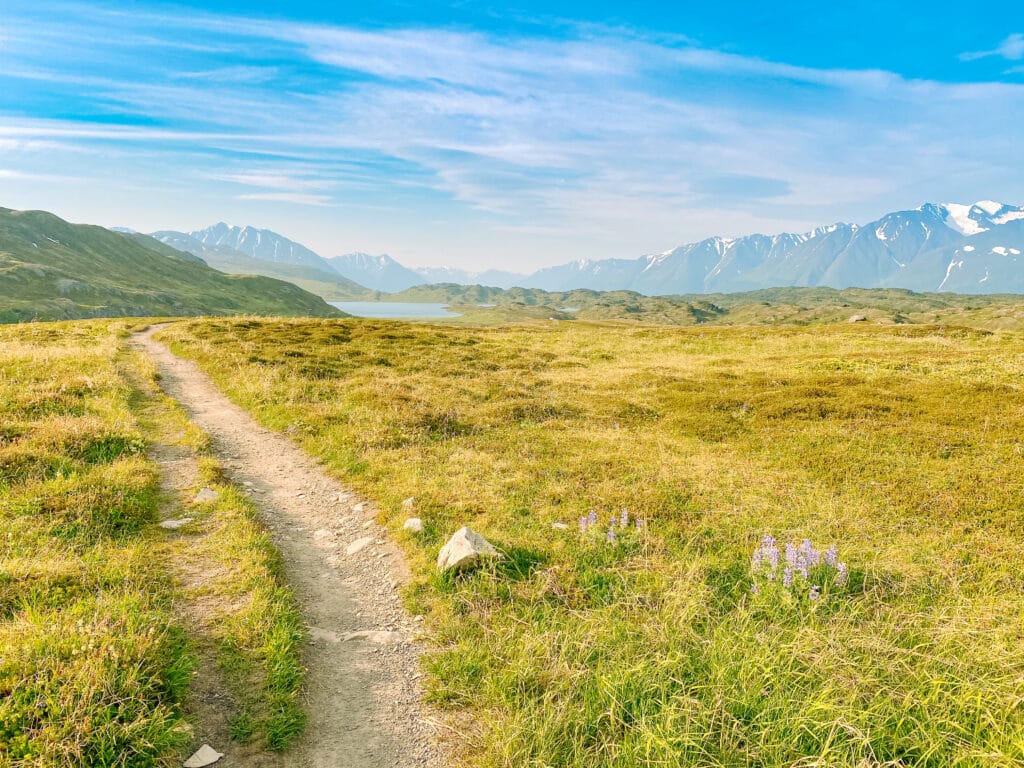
[213,170,332,191]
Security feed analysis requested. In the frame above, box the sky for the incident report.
[1,1,1023,271]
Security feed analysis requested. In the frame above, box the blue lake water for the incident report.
[330,301,461,319]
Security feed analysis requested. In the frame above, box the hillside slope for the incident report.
[0,208,344,322]
[149,230,370,300]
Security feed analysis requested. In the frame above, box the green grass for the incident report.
[0,322,191,766]
[159,317,1024,767]
[0,321,306,765]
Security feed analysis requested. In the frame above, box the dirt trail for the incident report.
[133,326,440,768]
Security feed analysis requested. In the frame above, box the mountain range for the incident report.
[149,201,1024,296]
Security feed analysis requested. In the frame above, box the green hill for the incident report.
[198,250,371,301]
[0,208,345,322]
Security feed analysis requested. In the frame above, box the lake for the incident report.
[330,302,461,319]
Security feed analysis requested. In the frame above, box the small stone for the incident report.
[159,517,193,530]
[353,503,366,513]
[346,536,374,556]
[192,488,219,504]
[437,527,501,573]
[183,744,223,767]
[848,314,868,323]
[551,522,569,530]
[313,528,334,542]
[362,520,374,529]
[401,496,415,514]
[402,517,424,533]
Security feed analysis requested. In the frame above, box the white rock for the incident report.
[313,528,334,542]
[551,522,569,530]
[401,496,415,514]
[183,744,223,767]
[192,488,219,504]
[436,527,500,573]
[402,517,424,533]
[353,503,365,513]
[346,536,374,556]
[159,518,193,530]
[848,314,868,323]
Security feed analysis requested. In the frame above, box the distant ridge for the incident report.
[324,252,424,292]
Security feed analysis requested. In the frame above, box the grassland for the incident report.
[158,317,1024,767]
[0,321,304,765]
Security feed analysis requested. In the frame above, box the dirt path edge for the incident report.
[133,325,440,768]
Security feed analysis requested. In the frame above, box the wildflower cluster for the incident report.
[579,508,645,543]
[750,535,848,601]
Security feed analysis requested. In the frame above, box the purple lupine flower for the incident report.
[836,561,849,586]
[794,552,809,579]
[809,585,821,601]
[750,582,759,594]
[635,518,644,530]
[766,542,780,569]
[620,508,629,527]
[785,542,798,567]
[579,516,588,533]
[587,510,598,526]
[606,527,616,543]
[799,538,822,566]
[824,546,839,568]
[782,567,794,588]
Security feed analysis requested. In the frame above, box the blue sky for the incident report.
[1,1,1023,270]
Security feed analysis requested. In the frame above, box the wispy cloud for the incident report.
[237,192,333,206]
[960,33,1024,62]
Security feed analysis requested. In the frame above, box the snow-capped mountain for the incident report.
[519,201,1024,294]
[189,223,334,272]
[150,230,246,261]
[324,253,425,292]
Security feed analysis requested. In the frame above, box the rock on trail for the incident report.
[133,326,439,768]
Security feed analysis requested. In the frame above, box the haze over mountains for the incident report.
[150,201,1024,295]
